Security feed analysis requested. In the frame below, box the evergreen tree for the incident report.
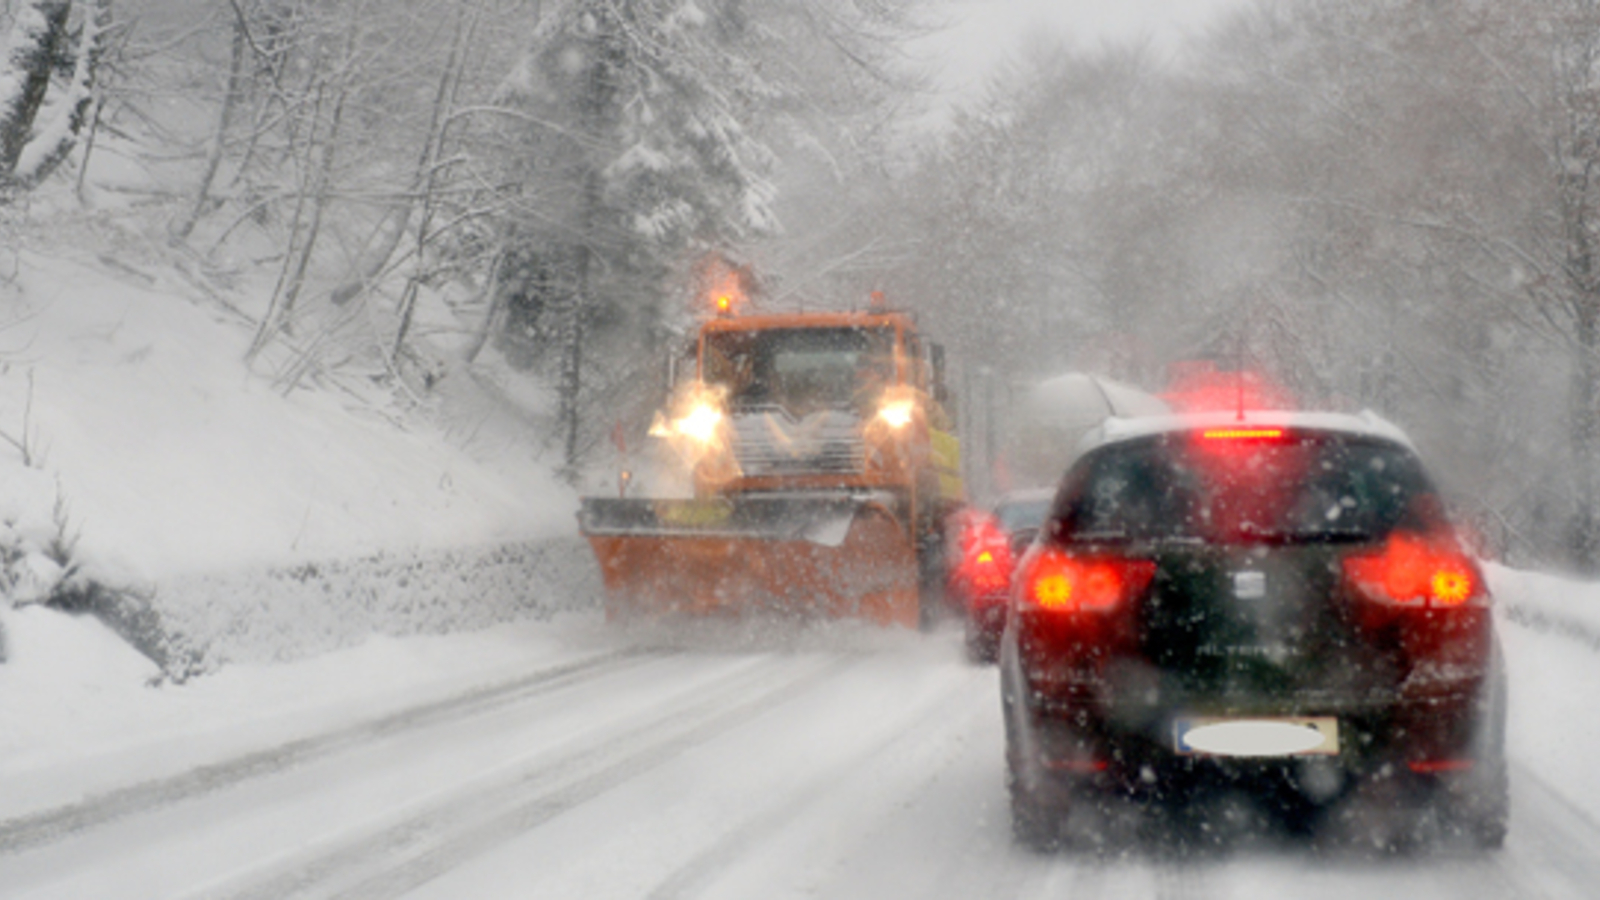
[492,0,780,474]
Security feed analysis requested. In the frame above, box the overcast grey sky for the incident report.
[915,0,1253,106]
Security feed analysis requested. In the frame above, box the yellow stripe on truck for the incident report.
[930,428,964,503]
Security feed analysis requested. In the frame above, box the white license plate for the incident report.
[1174,716,1339,757]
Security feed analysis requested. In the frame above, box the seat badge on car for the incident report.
[1234,570,1266,599]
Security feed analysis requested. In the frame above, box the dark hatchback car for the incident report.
[1000,411,1507,850]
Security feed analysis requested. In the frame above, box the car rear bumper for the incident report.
[1019,679,1493,788]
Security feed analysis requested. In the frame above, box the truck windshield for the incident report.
[703,326,895,411]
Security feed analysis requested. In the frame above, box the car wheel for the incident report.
[1457,662,1510,849]
[915,529,945,633]
[964,620,999,665]
[1005,725,1067,850]
[1003,680,1071,849]
[1005,734,1132,852]
[1009,770,1063,849]
[1466,798,1508,850]
[1420,764,1507,851]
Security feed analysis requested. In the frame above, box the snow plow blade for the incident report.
[579,494,918,627]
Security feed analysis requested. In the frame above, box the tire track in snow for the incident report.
[197,652,860,900]
[1499,761,1600,898]
[1513,761,1600,843]
[776,687,1035,900]
[640,670,992,900]
[0,648,655,856]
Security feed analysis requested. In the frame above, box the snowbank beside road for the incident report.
[0,606,613,823]
[1488,564,1600,649]
[138,538,600,676]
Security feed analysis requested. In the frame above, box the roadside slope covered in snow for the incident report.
[0,214,590,672]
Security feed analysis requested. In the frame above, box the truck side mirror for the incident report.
[929,343,956,428]
[930,343,947,390]
[666,339,696,388]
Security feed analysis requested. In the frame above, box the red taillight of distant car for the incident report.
[1016,548,1155,613]
[1342,531,1486,608]
[967,547,1011,594]
[955,515,1015,597]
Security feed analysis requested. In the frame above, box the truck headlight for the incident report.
[651,402,725,451]
[877,398,915,429]
[674,403,724,444]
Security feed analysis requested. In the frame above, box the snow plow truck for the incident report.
[578,293,964,629]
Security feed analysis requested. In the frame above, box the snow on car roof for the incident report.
[1084,408,1416,454]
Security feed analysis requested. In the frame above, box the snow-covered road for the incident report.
[0,600,1597,899]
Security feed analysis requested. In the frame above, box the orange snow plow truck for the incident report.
[579,299,964,629]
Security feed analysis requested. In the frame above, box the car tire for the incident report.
[1003,676,1070,850]
[964,623,999,665]
[1468,802,1508,850]
[915,529,945,633]
[1005,720,1068,850]
[1009,770,1062,850]
[1460,659,1510,850]
[1423,768,1507,851]
[1401,662,1510,851]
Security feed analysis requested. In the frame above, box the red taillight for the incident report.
[968,550,1009,594]
[1017,548,1155,613]
[955,515,1014,596]
[1342,532,1486,608]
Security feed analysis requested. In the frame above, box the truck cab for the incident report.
[693,309,960,506]
[581,299,963,629]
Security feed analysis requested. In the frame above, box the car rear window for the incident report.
[1051,431,1437,544]
[995,497,1052,533]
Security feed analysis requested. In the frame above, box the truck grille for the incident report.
[731,407,864,475]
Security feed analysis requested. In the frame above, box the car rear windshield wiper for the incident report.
[1288,527,1376,545]
[1228,526,1376,545]
[1068,529,1132,544]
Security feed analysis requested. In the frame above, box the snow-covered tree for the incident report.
[488,0,781,472]
[481,0,930,474]
[890,42,1191,385]
[0,0,111,193]
[120,0,537,392]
